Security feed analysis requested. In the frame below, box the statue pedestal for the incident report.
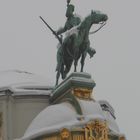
[50,72,96,106]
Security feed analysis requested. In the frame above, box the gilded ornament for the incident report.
[60,128,70,139]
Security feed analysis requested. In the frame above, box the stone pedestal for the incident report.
[50,72,96,101]
[50,72,96,115]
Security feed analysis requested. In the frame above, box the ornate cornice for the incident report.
[72,88,93,100]
[36,120,125,140]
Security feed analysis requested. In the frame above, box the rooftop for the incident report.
[0,70,54,96]
[20,100,120,140]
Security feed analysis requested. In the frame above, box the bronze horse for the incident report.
[56,10,108,85]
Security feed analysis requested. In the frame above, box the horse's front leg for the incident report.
[74,60,78,72]
[74,49,79,72]
[56,62,64,86]
[80,52,87,72]
[73,35,80,72]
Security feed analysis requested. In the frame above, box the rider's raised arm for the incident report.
[56,24,67,35]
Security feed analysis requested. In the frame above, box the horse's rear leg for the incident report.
[64,61,73,78]
[74,50,79,72]
[56,71,60,86]
[56,62,64,86]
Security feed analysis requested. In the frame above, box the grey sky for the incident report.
[0,0,139,139]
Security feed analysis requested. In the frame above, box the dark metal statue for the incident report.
[40,0,108,86]
[56,1,96,65]
[57,11,108,84]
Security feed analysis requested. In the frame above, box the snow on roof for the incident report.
[20,100,120,140]
[0,70,54,95]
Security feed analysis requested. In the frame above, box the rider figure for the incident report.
[56,2,81,72]
[56,4,81,35]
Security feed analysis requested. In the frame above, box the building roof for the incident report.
[20,100,120,140]
[0,70,54,96]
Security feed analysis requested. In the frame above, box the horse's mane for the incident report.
[79,13,92,30]
[64,11,100,38]
[64,13,92,37]
[79,10,102,27]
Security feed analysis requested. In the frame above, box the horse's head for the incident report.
[78,10,108,32]
[90,10,108,24]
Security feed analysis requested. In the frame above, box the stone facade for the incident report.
[0,70,53,140]
[0,112,3,140]
[0,93,50,140]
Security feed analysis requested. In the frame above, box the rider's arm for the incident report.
[56,21,68,35]
[56,18,71,35]
[56,27,67,35]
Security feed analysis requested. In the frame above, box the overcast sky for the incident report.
[0,0,140,139]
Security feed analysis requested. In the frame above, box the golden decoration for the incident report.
[41,120,126,140]
[0,113,2,128]
[72,88,92,100]
[84,120,109,140]
[119,136,126,140]
[60,128,70,139]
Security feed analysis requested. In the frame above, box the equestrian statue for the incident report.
[40,0,108,86]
